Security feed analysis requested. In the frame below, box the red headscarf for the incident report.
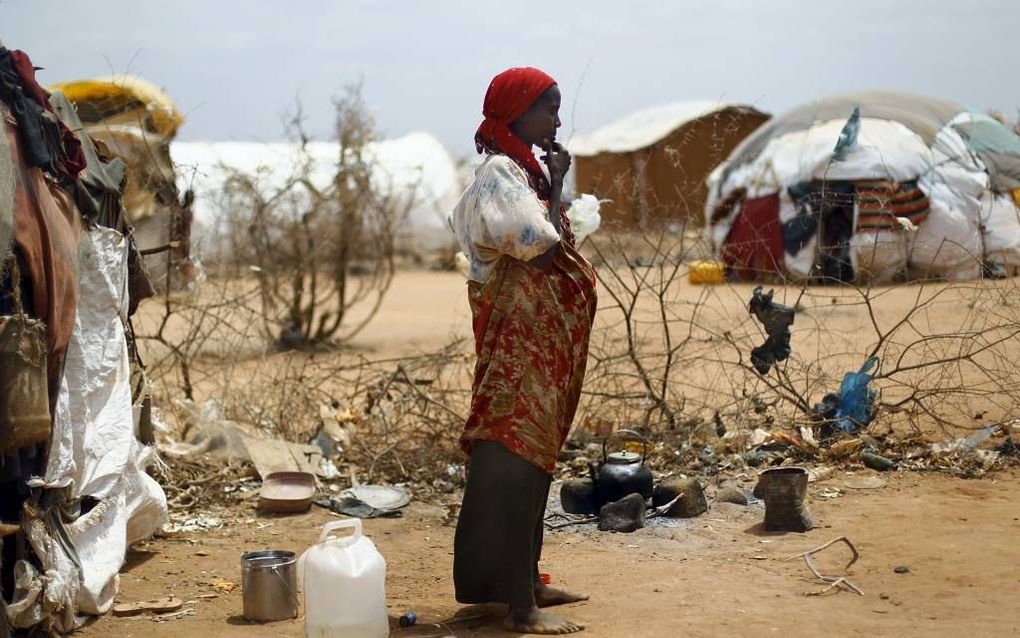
[475,67,556,195]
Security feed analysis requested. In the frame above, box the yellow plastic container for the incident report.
[688,260,726,285]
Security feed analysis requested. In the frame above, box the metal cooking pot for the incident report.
[241,550,298,622]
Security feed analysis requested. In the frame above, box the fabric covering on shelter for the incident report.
[953,114,1020,192]
[0,111,13,267]
[721,194,784,278]
[171,132,461,255]
[48,91,127,229]
[0,47,86,182]
[854,180,929,231]
[717,91,962,188]
[5,106,82,392]
[706,91,1020,283]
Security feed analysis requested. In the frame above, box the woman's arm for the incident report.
[527,142,571,269]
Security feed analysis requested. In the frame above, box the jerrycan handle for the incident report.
[319,518,363,543]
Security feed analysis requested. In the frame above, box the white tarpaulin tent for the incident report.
[706,91,1020,282]
[171,131,461,255]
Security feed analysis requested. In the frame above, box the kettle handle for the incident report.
[602,428,649,464]
[319,518,363,543]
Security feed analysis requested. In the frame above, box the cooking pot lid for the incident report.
[606,451,641,465]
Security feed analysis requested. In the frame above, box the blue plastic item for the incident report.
[834,356,878,433]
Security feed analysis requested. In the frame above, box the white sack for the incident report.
[981,192,1020,268]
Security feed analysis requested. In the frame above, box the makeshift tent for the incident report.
[49,75,183,137]
[48,75,193,288]
[706,91,1020,283]
[170,131,461,254]
[2,48,166,633]
[569,102,769,229]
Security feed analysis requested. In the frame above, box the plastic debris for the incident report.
[343,485,411,510]
[832,357,879,434]
[163,514,223,534]
[960,424,999,451]
[313,497,403,519]
[566,194,603,244]
[748,287,795,374]
[831,106,861,162]
[399,611,418,627]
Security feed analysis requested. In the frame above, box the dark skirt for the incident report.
[454,440,550,609]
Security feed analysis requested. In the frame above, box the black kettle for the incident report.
[589,429,654,506]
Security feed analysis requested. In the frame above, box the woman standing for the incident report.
[450,67,596,635]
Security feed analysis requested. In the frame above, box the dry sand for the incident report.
[81,472,1020,637]
[97,269,1020,637]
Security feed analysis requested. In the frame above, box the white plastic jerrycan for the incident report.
[300,519,388,638]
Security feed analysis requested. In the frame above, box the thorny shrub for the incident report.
[135,223,1020,491]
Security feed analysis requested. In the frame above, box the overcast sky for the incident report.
[3,0,1018,157]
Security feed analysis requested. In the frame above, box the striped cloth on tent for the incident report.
[854,180,929,231]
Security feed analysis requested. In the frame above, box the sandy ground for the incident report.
[80,471,1020,637]
[96,269,1020,637]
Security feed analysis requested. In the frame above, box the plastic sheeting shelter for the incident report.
[171,131,462,255]
[706,91,1020,283]
[569,102,769,229]
[49,75,183,224]
[49,75,193,289]
[48,75,184,139]
[3,75,166,631]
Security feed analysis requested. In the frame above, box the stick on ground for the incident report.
[787,536,864,596]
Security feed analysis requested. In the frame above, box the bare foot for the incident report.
[535,582,589,607]
[504,605,584,634]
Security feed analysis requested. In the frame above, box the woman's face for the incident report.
[511,84,562,149]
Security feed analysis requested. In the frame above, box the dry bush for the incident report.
[202,84,405,347]
[132,85,471,487]
[135,220,1020,488]
[133,273,474,486]
[577,229,1020,454]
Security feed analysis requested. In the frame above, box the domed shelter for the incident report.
[170,131,461,256]
[49,75,194,287]
[49,75,185,220]
[569,101,769,230]
[705,91,1020,283]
